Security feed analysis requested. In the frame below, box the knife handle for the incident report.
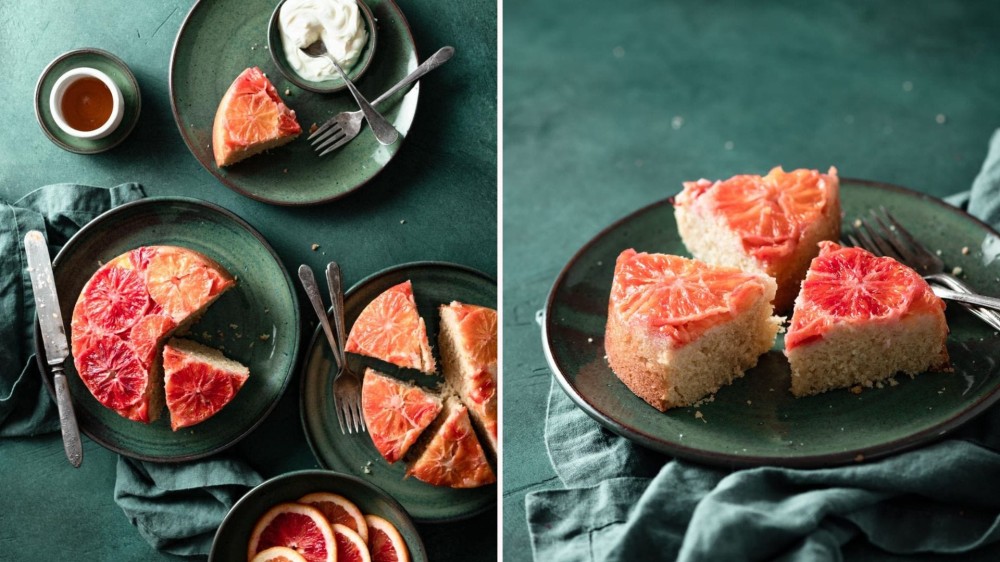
[52,366,83,468]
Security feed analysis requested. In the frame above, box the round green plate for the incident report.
[170,0,419,206]
[34,48,142,154]
[34,197,300,462]
[210,469,427,562]
[301,262,497,522]
[543,179,1000,468]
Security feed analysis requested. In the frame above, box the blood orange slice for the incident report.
[332,523,371,562]
[213,67,301,167]
[405,398,495,488]
[145,248,222,323]
[76,335,147,416]
[345,281,436,374]
[163,339,249,431]
[81,265,149,334]
[251,546,309,562]
[361,369,442,463]
[364,515,409,562]
[248,503,336,562]
[449,303,497,369]
[128,314,177,367]
[298,493,368,543]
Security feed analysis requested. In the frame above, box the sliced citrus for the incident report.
[785,241,938,349]
[361,369,442,463]
[298,493,368,543]
[213,67,301,167]
[128,314,177,367]
[248,503,336,562]
[145,249,216,322]
[364,515,409,562]
[76,335,147,411]
[163,339,249,431]
[447,302,497,369]
[81,265,149,334]
[405,398,495,488]
[332,523,371,562]
[128,246,157,273]
[251,546,309,562]
[608,249,770,346]
[345,281,436,374]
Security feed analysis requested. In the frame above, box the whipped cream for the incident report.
[279,0,368,82]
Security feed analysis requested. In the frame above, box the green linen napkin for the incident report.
[526,129,1000,561]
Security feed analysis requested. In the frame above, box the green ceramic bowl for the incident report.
[267,0,378,94]
[301,262,497,522]
[34,197,300,462]
[544,179,1000,468]
[210,469,427,562]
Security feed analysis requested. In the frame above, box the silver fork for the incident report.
[845,207,1000,329]
[309,46,455,156]
[327,261,365,434]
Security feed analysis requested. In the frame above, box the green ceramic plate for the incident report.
[543,179,1000,468]
[301,262,497,522]
[34,197,300,462]
[34,48,141,154]
[170,0,419,206]
[210,469,427,562]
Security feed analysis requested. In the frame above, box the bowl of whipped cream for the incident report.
[268,0,377,93]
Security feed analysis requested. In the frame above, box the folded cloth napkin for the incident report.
[526,129,1000,561]
[1,183,263,558]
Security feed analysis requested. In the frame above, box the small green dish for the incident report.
[34,48,141,154]
[210,469,427,562]
[267,0,378,94]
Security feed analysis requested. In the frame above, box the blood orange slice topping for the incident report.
[333,523,371,562]
[346,281,436,373]
[361,369,442,463]
[76,336,146,410]
[225,67,301,147]
[128,246,157,273]
[128,314,177,367]
[364,515,409,562]
[82,265,149,334]
[405,401,495,488]
[163,344,247,431]
[299,492,369,543]
[678,167,837,263]
[145,249,216,322]
[248,503,336,562]
[785,241,940,349]
[450,303,497,369]
[609,249,770,346]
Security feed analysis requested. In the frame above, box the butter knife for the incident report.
[24,230,83,468]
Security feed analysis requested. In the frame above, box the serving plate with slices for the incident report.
[33,197,300,462]
[170,0,420,206]
[300,262,497,522]
[543,179,1000,468]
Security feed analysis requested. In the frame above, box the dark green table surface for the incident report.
[503,0,1000,559]
[0,0,496,560]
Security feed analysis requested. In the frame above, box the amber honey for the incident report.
[61,77,113,131]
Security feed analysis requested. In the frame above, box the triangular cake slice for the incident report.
[346,281,437,374]
[605,249,782,411]
[163,338,249,431]
[784,242,949,397]
[71,246,235,423]
[438,301,497,455]
[405,397,496,488]
[673,167,840,312]
[212,67,301,167]
[361,368,442,463]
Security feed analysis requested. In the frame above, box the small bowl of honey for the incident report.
[35,48,142,154]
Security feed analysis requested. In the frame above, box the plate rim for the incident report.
[33,195,301,462]
[542,177,1000,469]
[298,260,497,523]
[168,0,420,207]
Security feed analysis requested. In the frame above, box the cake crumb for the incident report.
[694,410,706,423]
[724,140,734,151]
[852,219,862,228]
[400,219,406,224]
[961,246,970,255]
[952,266,963,276]
[201,331,212,341]
[850,385,863,395]
[264,308,270,314]
[936,249,942,256]
[587,337,593,343]
[283,168,288,174]
[746,400,752,405]
[875,380,884,389]
[888,378,899,387]
[769,387,775,392]
[229,323,239,330]
[671,116,684,130]
[310,123,319,134]
[259,333,271,341]
[936,114,947,124]
[311,243,320,251]
[902,80,913,91]
[285,88,291,96]
[854,454,865,462]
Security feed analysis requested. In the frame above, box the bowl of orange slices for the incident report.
[211,469,425,562]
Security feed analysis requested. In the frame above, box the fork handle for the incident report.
[372,46,455,108]
[931,286,1000,312]
[328,56,399,145]
[298,265,343,370]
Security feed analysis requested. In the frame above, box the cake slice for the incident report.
[605,249,782,411]
[346,281,437,374]
[784,242,949,396]
[405,397,496,488]
[673,166,840,312]
[438,301,497,455]
[361,368,442,463]
[71,246,235,423]
[212,67,301,167]
[163,338,249,431]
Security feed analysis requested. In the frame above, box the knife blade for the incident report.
[24,230,83,468]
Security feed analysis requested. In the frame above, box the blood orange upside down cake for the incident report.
[70,246,247,428]
[406,396,496,488]
[361,368,442,463]
[605,249,782,411]
[672,166,840,312]
[213,67,301,167]
[784,242,949,396]
[346,281,437,374]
